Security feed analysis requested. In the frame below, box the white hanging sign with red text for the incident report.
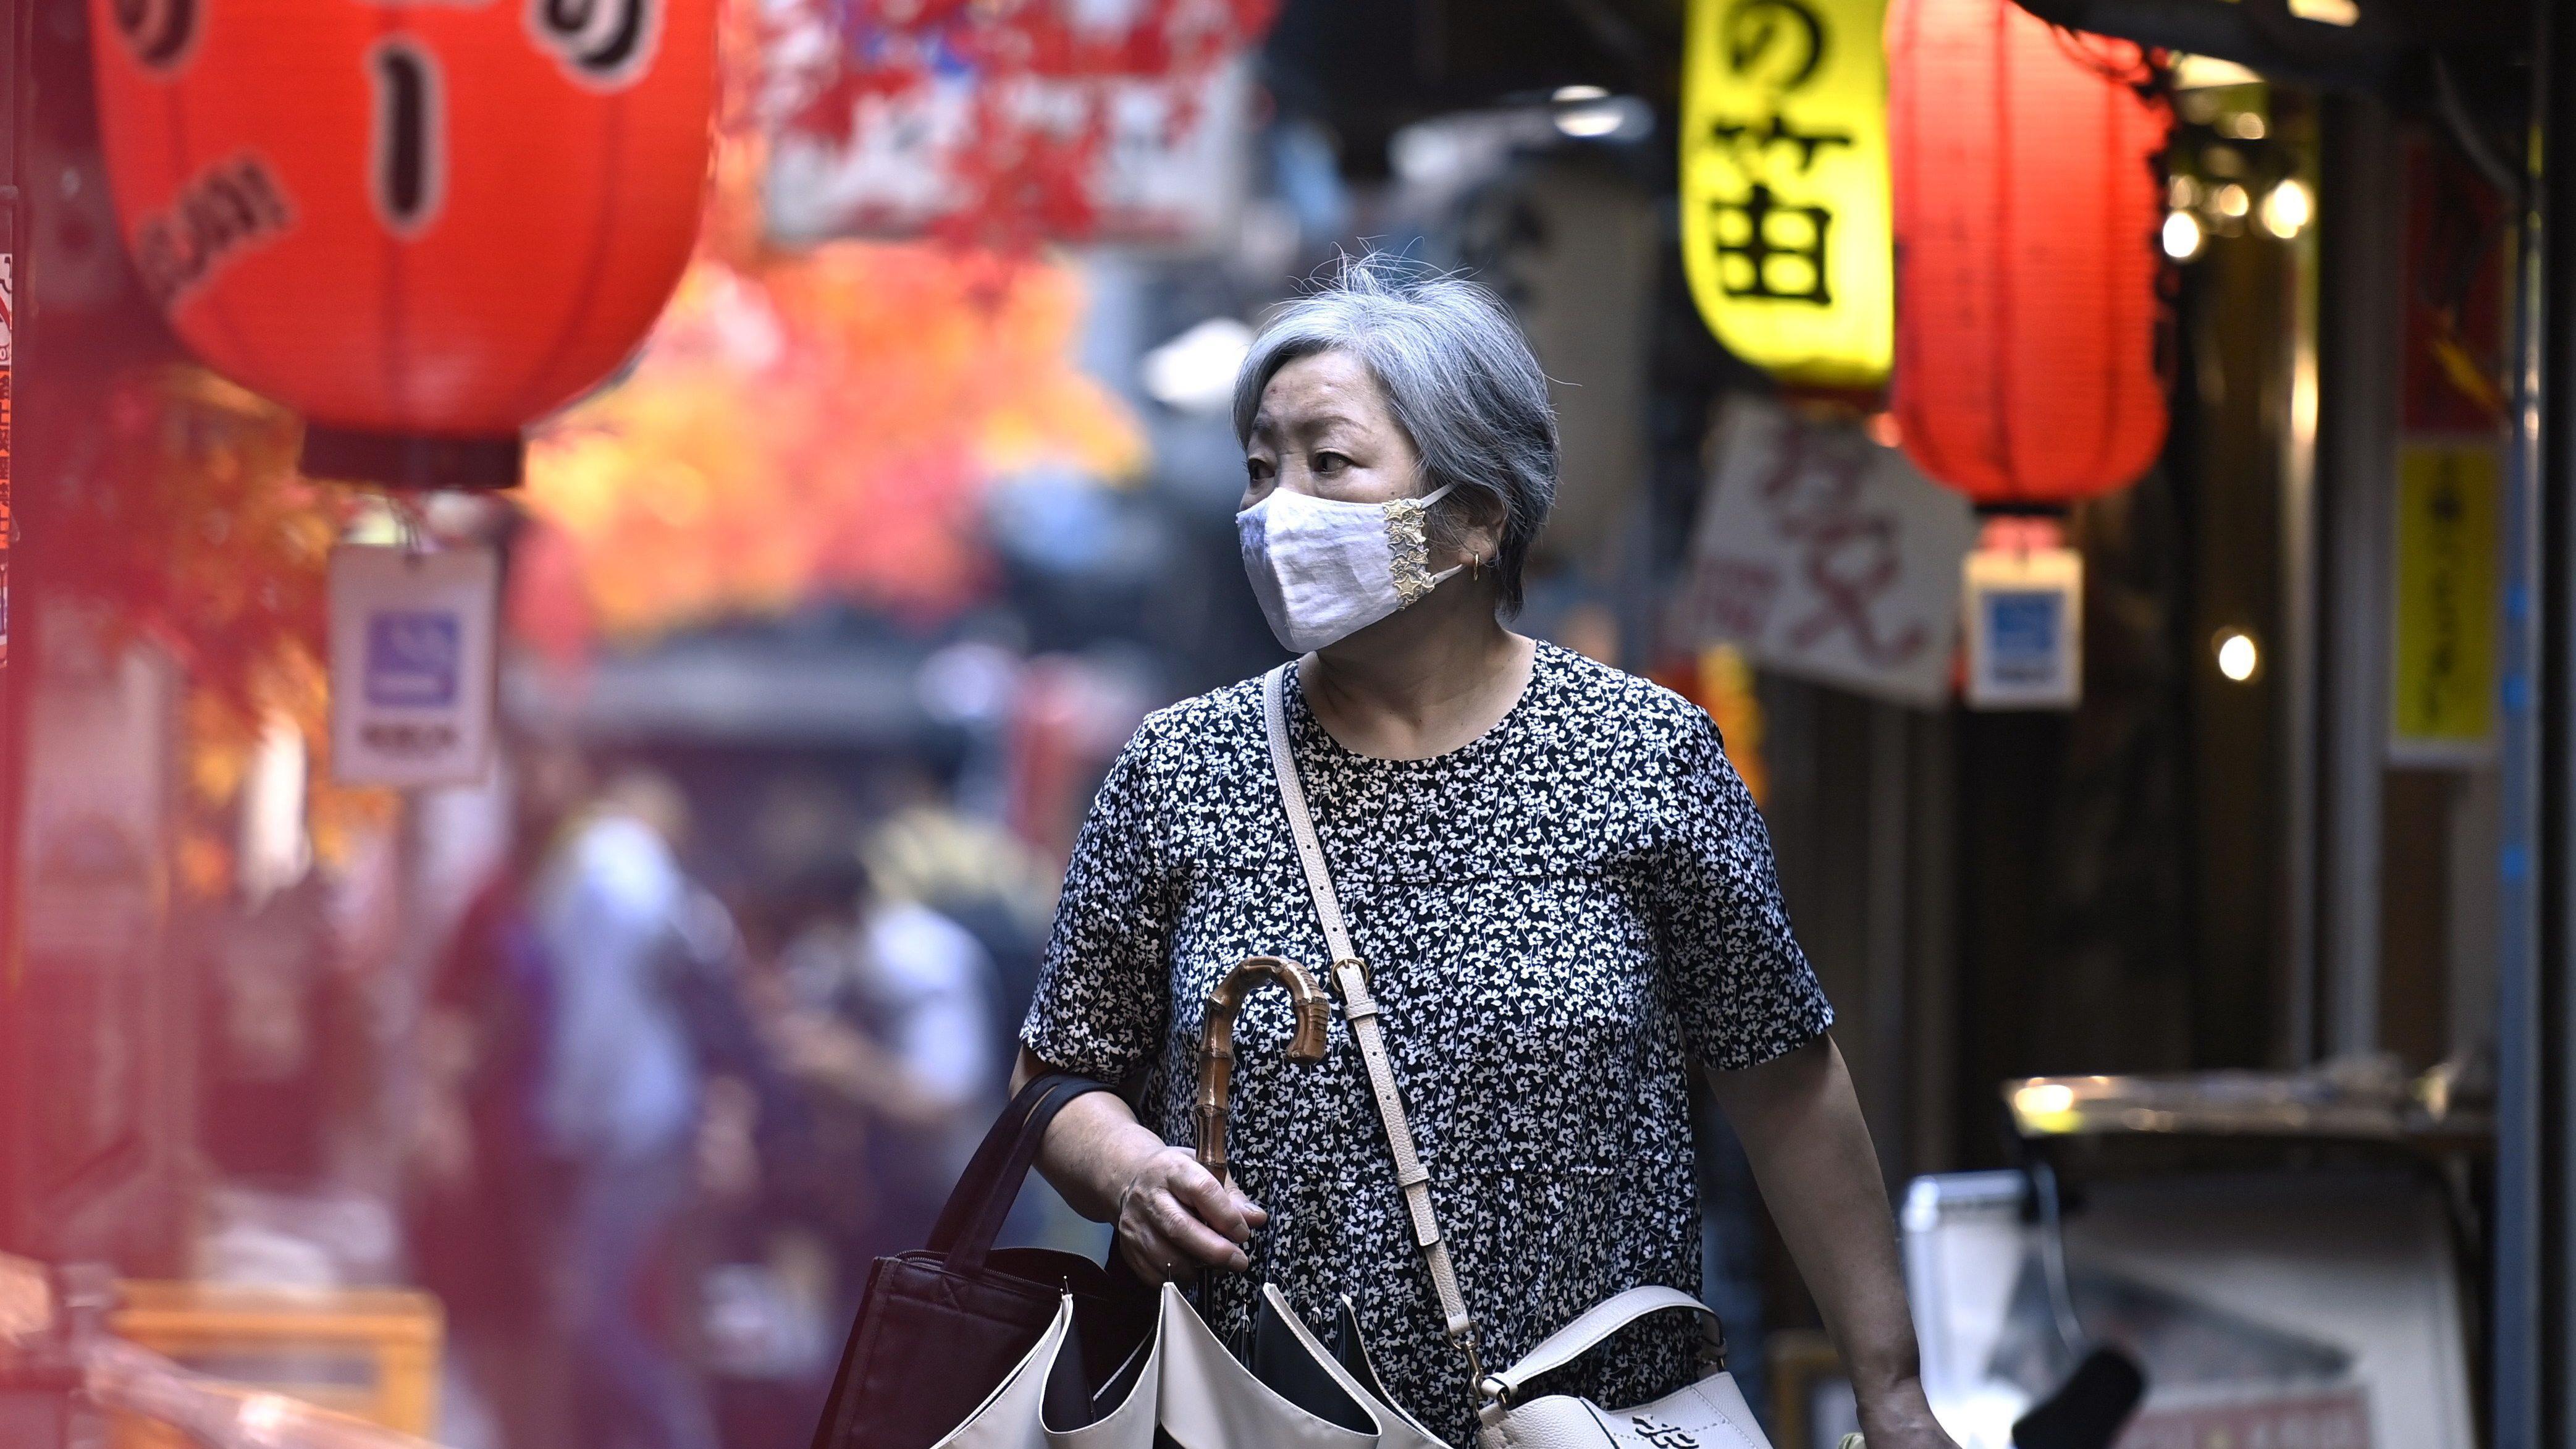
[1670,395,1974,707]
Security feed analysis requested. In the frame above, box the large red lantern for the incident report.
[89,0,718,486]
[1885,0,2170,506]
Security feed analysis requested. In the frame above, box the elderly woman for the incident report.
[1016,260,1954,1448]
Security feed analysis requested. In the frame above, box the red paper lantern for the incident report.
[88,0,718,486]
[1885,0,2170,506]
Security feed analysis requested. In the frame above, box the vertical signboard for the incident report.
[2388,442,2501,760]
[1680,0,1895,388]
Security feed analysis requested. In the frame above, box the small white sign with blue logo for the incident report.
[1964,544,2083,710]
[329,543,499,785]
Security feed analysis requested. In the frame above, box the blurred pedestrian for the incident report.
[534,769,720,1449]
[768,848,1000,1281]
[409,732,586,1449]
[861,767,1055,1075]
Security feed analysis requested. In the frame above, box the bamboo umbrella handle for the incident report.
[1195,955,1331,1186]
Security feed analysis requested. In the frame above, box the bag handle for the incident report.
[1476,1286,1724,1409]
[927,1071,1116,1278]
[1263,664,1481,1386]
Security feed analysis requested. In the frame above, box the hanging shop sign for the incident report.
[760,1,1265,251]
[1450,153,1657,567]
[1679,0,1893,389]
[328,544,499,787]
[86,0,718,487]
[1962,523,2082,710]
[2389,442,2501,761]
[1670,395,1975,708]
[1885,0,2170,505]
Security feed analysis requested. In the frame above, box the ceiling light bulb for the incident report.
[1554,104,1626,138]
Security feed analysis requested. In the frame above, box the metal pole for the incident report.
[2314,93,2402,1060]
[2492,1,2562,1438]
[2538,0,2576,1434]
[0,0,22,1257]
[2279,169,2321,1067]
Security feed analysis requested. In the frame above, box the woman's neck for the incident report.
[1300,585,1537,761]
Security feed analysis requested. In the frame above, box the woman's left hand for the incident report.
[1854,1377,1960,1449]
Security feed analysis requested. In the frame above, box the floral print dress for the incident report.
[1021,642,1832,1445]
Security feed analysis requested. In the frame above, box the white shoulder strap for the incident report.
[1262,665,1482,1382]
[1479,1286,1723,1407]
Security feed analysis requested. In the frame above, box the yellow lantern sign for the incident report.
[1681,0,1895,388]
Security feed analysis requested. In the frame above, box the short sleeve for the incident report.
[1650,707,1833,1071]
[1019,720,1182,1082]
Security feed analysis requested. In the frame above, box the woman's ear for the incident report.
[1465,488,1509,562]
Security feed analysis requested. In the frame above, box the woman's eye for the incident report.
[1245,458,1273,482]
[1314,452,1349,474]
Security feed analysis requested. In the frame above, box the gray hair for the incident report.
[1232,256,1557,614]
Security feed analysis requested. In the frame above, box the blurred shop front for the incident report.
[4,2,2576,1449]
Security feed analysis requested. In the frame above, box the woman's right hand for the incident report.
[1014,1048,1269,1285]
[1111,1143,1268,1286]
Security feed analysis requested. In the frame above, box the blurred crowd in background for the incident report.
[401,726,1063,1449]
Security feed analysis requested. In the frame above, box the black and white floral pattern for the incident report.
[1021,643,1832,1445]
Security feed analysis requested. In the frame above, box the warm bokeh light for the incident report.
[2018,1083,2077,1117]
[2216,629,2262,682]
[2163,208,2206,260]
[2262,178,2314,239]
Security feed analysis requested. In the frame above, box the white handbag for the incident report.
[1259,664,1782,1449]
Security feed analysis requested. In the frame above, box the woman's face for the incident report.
[1241,350,1427,511]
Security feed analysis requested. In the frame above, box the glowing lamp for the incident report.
[88,0,718,486]
[1885,0,2171,505]
[1680,0,1895,389]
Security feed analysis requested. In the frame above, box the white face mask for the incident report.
[1238,483,1461,653]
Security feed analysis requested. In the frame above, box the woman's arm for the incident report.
[1011,1047,1266,1285]
[1706,1035,1956,1449]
